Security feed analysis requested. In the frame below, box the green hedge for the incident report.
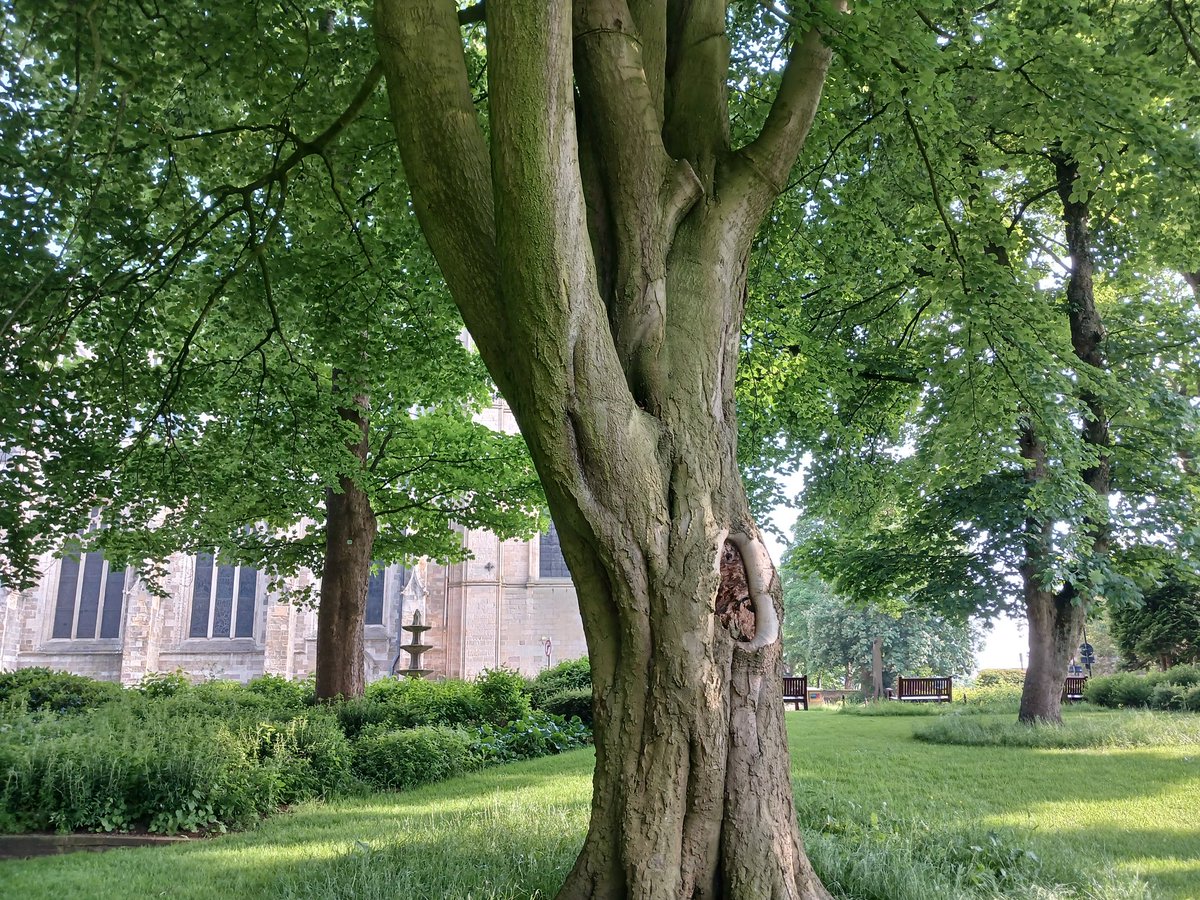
[1084,665,1200,710]
[539,687,593,726]
[0,667,592,836]
[351,725,479,791]
[529,657,591,710]
[0,702,353,834]
[973,668,1026,688]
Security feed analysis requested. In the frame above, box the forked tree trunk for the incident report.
[374,1,836,894]
[315,384,378,700]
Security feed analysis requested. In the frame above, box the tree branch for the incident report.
[663,0,731,189]
[574,0,702,413]
[374,0,507,381]
[458,2,486,25]
[732,11,836,217]
[1167,0,1200,67]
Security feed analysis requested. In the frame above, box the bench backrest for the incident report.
[896,676,952,700]
[1063,675,1088,699]
[782,675,807,698]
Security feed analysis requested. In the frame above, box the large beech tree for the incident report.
[373,2,838,895]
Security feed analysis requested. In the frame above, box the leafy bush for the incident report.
[1162,664,1200,688]
[529,657,591,710]
[0,704,272,834]
[1086,668,1200,709]
[1182,684,1200,712]
[540,687,593,726]
[361,677,486,730]
[472,711,590,764]
[137,670,191,698]
[1111,675,1155,709]
[475,667,531,725]
[351,725,479,791]
[246,674,314,709]
[332,695,390,739]
[0,668,124,715]
[974,668,1026,688]
[1100,674,1155,708]
[1082,674,1118,707]
[0,693,357,834]
[1148,683,1185,711]
[247,709,357,800]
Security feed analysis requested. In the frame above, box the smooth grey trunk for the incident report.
[315,381,377,700]
[374,1,836,895]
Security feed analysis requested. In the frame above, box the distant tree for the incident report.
[781,564,980,695]
[1109,566,1200,670]
[758,0,1200,725]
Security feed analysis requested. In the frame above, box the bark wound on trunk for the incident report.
[717,540,756,642]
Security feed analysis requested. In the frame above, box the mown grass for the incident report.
[2,709,1197,899]
[915,709,1200,748]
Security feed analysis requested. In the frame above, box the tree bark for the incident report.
[374,1,835,894]
[870,636,884,700]
[315,379,378,700]
[1017,154,1110,724]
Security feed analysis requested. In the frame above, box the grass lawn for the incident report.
[1,709,1197,899]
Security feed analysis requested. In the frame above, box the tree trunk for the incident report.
[1016,423,1079,724]
[374,2,835,894]
[1017,155,1109,724]
[314,381,378,700]
[870,636,884,700]
[1020,588,1085,723]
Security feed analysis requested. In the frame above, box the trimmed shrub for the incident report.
[0,668,124,715]
[957,682,1023,713]
[475,667,531,725]
[529,657,591,710]
[362,677,486,730]
[973,668,1026,688]
[351,725,479,791]
[540,687,593,726]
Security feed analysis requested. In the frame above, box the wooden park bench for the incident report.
[896,675,953,703]
[782,675,809,711]
[1062,675,1088,702]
